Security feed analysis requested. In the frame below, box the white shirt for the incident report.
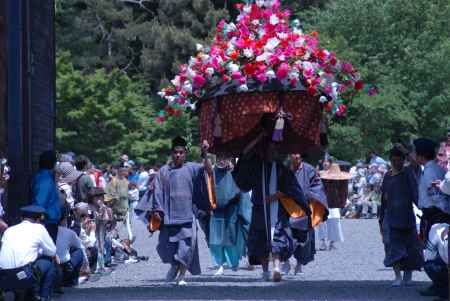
[56,226,82,263]
[439,171,450,195]
[0,221,56,269]
[79,228,96,248]
[137,171,149,192]
[424,223,449,264]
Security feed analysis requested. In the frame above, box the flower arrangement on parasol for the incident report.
[157,0,376,155]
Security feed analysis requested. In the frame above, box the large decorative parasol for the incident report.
[157,0,375,155]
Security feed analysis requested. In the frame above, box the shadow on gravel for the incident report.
[60,280,429,301]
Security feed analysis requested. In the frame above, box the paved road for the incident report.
[59,218,431,301]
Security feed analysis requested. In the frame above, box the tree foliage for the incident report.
[301,0,450,161]
[56,52,198,164]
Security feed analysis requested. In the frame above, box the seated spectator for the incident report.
[79,213,98,272]
[420,223,449,300]
[55,212,84,288]
[0,205,58,301]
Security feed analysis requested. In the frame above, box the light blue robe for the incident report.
[209,168,252,267]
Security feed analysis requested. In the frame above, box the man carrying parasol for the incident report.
[232,136,311,282]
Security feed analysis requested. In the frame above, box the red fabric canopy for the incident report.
[199,91,322,155]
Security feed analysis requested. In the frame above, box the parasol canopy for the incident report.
[158,0,374,154]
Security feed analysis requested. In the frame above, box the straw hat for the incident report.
[320,164,352,181]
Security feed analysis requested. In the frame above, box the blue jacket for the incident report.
[32,169,61,224]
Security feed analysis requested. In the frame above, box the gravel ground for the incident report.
[58,218,431,301]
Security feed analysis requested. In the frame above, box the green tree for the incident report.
[56,52,199,164]
[301,0,450,161]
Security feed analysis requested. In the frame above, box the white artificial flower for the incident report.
[183,81,193,93]
[166,96,176,105]
[206,67,215,76]
[186,68,196,78]
[269,14,279,25]
[258,28,266,38]
[278,54,286,61]
[228,23,237,32]
[288,71,299,79]
[302,61,313,70]
[171,76,181,86]
[277,32,288,40]
[243,4,252,13]
[188,56,196,66]
[319,96,328,103]
[256,0,265,7]
[266,70,276,79]
[243,48,254,58]
[227,63,240,73]
[237,84,249,92]
[157,91,166,97]
[292,19,301,28]
[264,0,274,8]
[256,52,270,62]
[264,37,280,52]
[293,28,303,35]
[196,43,203,52]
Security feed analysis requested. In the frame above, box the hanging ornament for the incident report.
[272,107,292,142]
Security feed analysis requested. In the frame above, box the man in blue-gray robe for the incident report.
[288,153,328,275]
[151,137,212,285]
[233,141,311,282]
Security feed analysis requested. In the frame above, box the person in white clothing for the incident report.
[0,205,58,301]
[420,223,449,300]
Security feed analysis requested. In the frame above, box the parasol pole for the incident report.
[261,149,272,260]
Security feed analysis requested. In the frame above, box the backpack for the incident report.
[71,174,86,204]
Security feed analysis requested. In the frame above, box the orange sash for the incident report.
[206,173,217,210]
[278,192,327,227]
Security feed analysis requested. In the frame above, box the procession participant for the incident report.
[232,138,311,282]
[0,205,58,301]
[285,154,327,275]
[32,151,61,243]
[414,138,449,241]
[379,146,423,287]
[208,156,252,276]
[317,164,350,253]
[151,137,211,285]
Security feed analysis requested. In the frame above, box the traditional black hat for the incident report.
[20,205,46,219]
[172,136,187,149]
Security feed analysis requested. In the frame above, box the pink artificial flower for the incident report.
[193,74,206,87]
[239,77,247,84]
[232,71,242,80]
[256,73,268,83]
[341,62,353,73]
[222,74,231,82]
[289,77,298,87]
[276,63,289,80]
